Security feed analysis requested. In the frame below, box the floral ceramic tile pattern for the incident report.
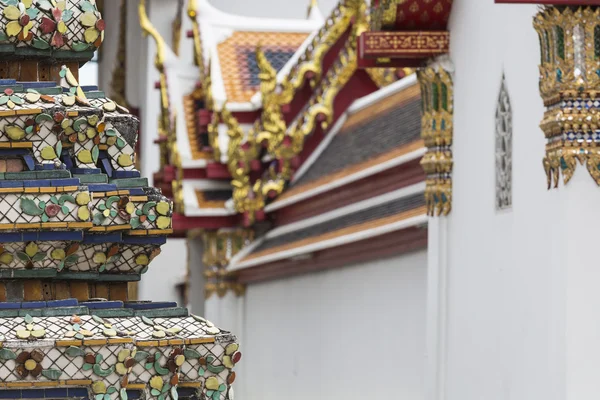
[0,0,239,399]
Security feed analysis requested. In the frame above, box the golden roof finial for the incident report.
[173,0,184,56]
[307,0,318,18]
[138,0,166,69]
[188,0,198,18]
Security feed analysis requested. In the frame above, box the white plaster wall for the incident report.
[443,2,566,400]
[239,250,427,400]
[209,0,337,19]
[138,238,188,303]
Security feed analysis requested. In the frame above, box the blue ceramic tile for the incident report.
[62,153,73,169]
[68,388,89,397]
[0,79,16,85]
[0,389,22,398]
[81,301,124,309]
[113,170,141,178]
[83,233,122,243]
[50,178,80,186]
[126,390,142,400]
[122,236,167,245]
[45,388,69,398]
[87,183,117,192]
[0,302,21,310]
[0,233,21,242]
[125,301,178,310]
[38,231,82,241]
[21,81,56,89]
[22,179,51,187]
[34,163,55,170]
[0,181,22,188]
[46,298,78,307]
[101,158,113,177]
[72,168,101,174]
[21,301,46,309]
[0,149,28,156]
[23,155,35,171]
[22,232,37,241]
[128,188,145,195]
[21,389,44,398]
[81,85,99,91]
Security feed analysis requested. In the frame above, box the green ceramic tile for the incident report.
[56,272,98,281]
[85,91,106,99]
[36,170,72,179]
[35,87,62,95]
[13,269,57,278]
[97,274,140,282]
[43,306,90,317]
[18,309,43,317]
[5,171,37,180]
[110,178,149,188]
[0,310,19,317]
[74,174,108,183]
[135,307,189,318]
[91,308,135,318]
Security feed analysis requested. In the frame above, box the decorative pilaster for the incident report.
[534,7,600,188]
[203,230,253,299]
[417,66,453,216]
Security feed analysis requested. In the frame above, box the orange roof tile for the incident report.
[217,31,309,103]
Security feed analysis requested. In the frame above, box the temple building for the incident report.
[87,0,600,399]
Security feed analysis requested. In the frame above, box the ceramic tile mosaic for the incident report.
[0,0,239,398]
[216,31,308,102]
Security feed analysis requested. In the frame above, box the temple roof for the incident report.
[229,76,427,270]
[290,87,420,190]
[268,75,422,211]
[194,0,323,110]
[231,190,426,269]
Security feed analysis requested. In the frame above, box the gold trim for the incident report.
[417,66,453,216]
[172,0,184,56]
[203,230,253,299]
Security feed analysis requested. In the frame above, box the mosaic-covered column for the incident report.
[417,65,454,216]
[0,0,241,399]
[534,7,600,188]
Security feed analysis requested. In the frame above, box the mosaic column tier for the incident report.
[535,7,600,188]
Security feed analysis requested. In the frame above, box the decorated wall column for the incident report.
[202,230,252,333]
[533,7,600,188]
[418,64,453,216]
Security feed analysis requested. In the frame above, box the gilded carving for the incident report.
[533,7,600,187]
[203,230,253,298]
[417,66,453,216]
[139,0,184,212]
